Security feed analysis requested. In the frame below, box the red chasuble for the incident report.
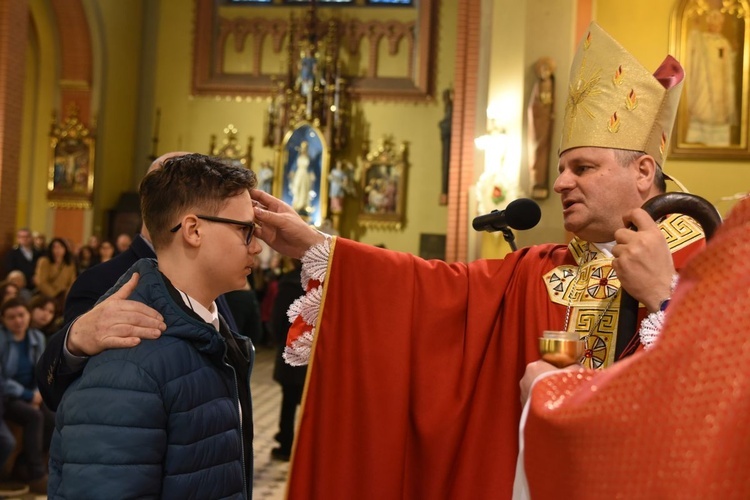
[524,197,750,499]
[286,229,703,499]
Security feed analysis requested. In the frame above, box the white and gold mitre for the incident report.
[560,22,685,166]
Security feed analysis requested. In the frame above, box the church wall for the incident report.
[19,0,144,243]
[20,0,58,237]
[595,0,750,216]
[478,0,578,257]
[148,0,456,255]
[83,0,144,237]
[17,0,740,255]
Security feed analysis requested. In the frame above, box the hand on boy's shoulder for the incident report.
[66,273,167,357]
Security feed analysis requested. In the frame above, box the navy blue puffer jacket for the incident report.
[48,259,253,499]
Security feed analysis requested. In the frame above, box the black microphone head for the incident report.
[505,198,541,230]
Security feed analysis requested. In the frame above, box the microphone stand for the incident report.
[501,228,517,251]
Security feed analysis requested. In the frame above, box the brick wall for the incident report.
[445,0,481,263]
[0,0,29,266]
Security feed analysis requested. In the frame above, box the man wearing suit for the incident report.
[35,152,240,410]
[5,228,41,291]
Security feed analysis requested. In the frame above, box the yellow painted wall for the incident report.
[21,0,59,236]
[478,0,528,259]
[21,0,144,243]
[480,0,578,257]
[85,0,145,236]
[17,0,744,253]
[595,1,750,216]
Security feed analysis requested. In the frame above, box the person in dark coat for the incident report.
[35,152,240,412]
[5,229,41,293]
[0,298,53,494]
[224,278,263,346]
[270,258,308,460]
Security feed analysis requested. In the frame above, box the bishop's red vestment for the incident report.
[285,215,704,499]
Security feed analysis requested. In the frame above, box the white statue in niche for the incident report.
[686,9,737,146]
[289,141,316,214]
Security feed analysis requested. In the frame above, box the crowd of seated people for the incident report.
[2,230,134,333]
[0,229,135,493]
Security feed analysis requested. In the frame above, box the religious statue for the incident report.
[297,47,319,98]
[526,57,556,199]
[328,160,348,214]
[258,161,274,194]
[438,88,453,205]
[686,9,737,146]
[289,141,316,214]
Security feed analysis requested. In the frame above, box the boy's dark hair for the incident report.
[1,297,30,316]
[139,154,257,249]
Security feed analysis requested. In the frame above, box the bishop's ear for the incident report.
[634,154,657,193]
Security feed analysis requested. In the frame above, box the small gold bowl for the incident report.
[538,331,585,368]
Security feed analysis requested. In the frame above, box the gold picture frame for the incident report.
[192,0,437,101]
[48,106,95,209]
[669,0,750,159]
[359,136,409,230]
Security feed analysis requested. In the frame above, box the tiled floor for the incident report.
[251,346,291,499]
[9,345,289,500]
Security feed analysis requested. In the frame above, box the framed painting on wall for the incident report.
[670,0,750,159]
[359,135,409,229]
[277,123,329,226]
[48,108,95,209]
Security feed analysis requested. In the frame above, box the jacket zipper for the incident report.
[222,344,248,498]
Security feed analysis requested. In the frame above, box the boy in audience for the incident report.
[0,298,52,494]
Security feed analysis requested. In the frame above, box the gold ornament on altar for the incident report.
[48,104,96,209]
[264,5,350,154]
[209,124,253,168]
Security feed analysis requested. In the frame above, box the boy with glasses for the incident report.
[48,154,261,499]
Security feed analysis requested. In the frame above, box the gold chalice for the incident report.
[538,330,585,368]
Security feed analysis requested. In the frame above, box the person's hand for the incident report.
[520,360,561,405]
[251,189,326,259]
[612,208,675,313]
[31,391,43,409]
[66,273,166,357]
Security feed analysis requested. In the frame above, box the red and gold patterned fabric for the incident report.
[525,196,750,499]
[545,213,705,368]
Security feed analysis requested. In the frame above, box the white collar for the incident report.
[590,241,615,258]
[176,289,219,330]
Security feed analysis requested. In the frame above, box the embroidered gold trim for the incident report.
[543,214,704,368]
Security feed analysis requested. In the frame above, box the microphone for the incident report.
[472,198,541,232]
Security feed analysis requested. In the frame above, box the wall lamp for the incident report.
[474,121,508,152]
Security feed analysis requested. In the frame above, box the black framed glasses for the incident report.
[170,215,258,245]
